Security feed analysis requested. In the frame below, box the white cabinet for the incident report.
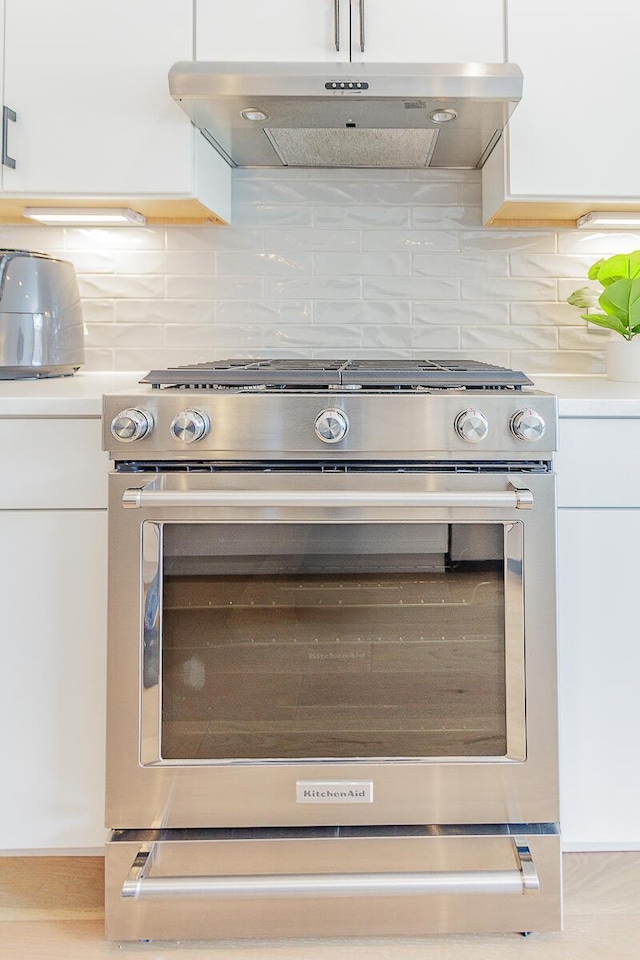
[556,415,640,849]
[0,416,108,851]
[0,0,231,223]
[558,509,640,849]
[0,510,107,850]
[483,1,640,224]
[196,0,504,63]
[350,0,504,63]
[196,0,350,62]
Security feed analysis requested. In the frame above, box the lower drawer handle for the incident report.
[122,843,539,900]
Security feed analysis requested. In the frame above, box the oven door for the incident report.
[107,468,557,828]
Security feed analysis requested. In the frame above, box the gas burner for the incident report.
[141,358,533,392]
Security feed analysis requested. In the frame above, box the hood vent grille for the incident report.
[264,127,438,168]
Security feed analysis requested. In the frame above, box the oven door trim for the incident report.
[107,467,557,829]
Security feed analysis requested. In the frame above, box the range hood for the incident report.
[169,61,522,170]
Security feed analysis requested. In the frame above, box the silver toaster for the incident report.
[0,249,85,379]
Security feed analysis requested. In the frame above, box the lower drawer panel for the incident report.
[105,825,561,940]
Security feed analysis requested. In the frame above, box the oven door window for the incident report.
[141,521,524,765]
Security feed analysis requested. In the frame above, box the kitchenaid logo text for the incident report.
[296,781,374,804]
[308,651,366,661]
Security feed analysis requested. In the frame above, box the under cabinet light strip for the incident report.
[23,207,146,226]
[577,211,640,228]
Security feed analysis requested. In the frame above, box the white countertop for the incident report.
[1,371,640,417]
[0,372,143,416]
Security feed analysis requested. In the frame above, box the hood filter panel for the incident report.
[264,127,438,168]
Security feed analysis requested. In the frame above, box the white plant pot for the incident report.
[606,338,640,382]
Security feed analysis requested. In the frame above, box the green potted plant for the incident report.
[567,251,640,381]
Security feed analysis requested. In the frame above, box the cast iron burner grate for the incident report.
[141,359,533,391]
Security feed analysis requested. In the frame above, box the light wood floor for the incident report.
[0,853,639,959]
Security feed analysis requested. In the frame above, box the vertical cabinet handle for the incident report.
[334,0,340,51]
[359,0,365,52]
[2,106,16,169]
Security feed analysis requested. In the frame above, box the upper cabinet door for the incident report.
[196,0,350,62]
[2,0,195,195]
[350,0,505,63]
[487,0,640,210]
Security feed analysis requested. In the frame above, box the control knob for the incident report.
[314,408,349,444]
[510,407,546,442]
[170,409,211,444]
[110,408,153,443]
[454,408,489,443]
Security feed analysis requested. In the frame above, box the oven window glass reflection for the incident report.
[156,523,508,761]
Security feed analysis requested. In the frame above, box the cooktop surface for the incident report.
[141,359,533,391]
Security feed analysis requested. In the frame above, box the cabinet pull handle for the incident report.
[122,839,539,900]
[2,106,16,169]
[359,0,365,51]
[334,0,340,50]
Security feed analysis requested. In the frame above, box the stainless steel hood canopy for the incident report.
[169,61,523,170]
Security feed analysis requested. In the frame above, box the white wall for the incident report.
[1,168,636,374]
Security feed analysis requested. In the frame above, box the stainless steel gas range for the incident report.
[102,358,561,941]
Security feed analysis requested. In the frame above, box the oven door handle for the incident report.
[122,482,534,510]
[121,839,539,900]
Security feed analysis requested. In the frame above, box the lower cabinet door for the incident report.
[0,510,107,850]
[558,508,640,848]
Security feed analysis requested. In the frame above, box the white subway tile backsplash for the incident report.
[410,326,461,349]
[78,274,165,299]
[114,251,216,275]
[510,350,605,374]
[413,254,509,277]
[361,326,414,350]
[558,326,610,348]
[364,277,459,300]
[83,347,115,371]
[461,181,482,206]
[115,300,214,324]
[263,228,361,252]
[315,206,411,228]
[166,324,264,350]
[462,231,556,253]
[510,254,594,278]
[314,253,411,276]
[363,230,460,252]
[314,301,411,325]
[66,226,165,250]
[412,302,509,325]
[411,206,483,229]
[234,178,364,205]
[63,250,116,274]
[232,204,314,226]
[264,325,361,350]
[0,225,66,251]
[165,227,263,252]
[461,326,558,350]
[264,277,361,299]
[215,301,312,325]
[166,276,263,299]
[511,302,584,326]
[217,252,312,275]
[81,299,116,324]
[557,278,598,302]
[557,231,640,255]
[6,171,622,373]
[86,323,164,348]
[365,182,458,205]
[461,278,557,301]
